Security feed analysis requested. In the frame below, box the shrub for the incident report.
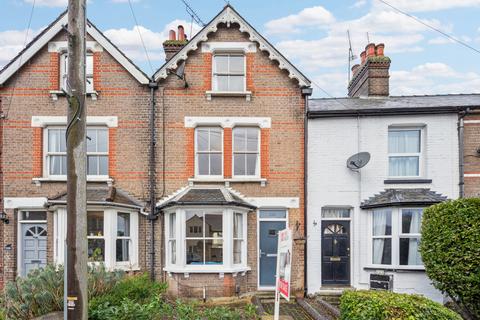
[1,264,124,319]
[420,199,480,319]
[340,290,462,320]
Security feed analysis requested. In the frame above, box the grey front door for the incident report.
[22,223,47,276]
[259,221,286,287]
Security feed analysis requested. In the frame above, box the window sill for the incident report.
[164,265,250,275]
[33,176,113,186]
[384,179,432,184]
[188,177,267,187]
[49,90,99,101]
[206,90,252,101]
[364,265,425,272]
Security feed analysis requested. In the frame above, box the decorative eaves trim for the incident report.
[153,5,310,87]
[0,12,150,85]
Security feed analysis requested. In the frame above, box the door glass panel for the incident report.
[259,210,287,219]
[21,211,47,221]
[321,208,350,219]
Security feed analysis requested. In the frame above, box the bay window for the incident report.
[87,211,105,262]
[195,127,223,177]
[233,127,260,177]
[165,208,248,272]
[388,128,422,177]
[116,212,131,262]
[213,54,245,92]
[371,208,424,268]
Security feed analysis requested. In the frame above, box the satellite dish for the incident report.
[346,152,371,170]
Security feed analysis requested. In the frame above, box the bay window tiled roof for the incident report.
[361,188,448,209]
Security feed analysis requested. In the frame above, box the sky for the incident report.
[1,0,480,97]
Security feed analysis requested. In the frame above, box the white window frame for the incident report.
[368,207,425,270]
[212,52,246,93]
[194,127,224,178]
[86,127,109,177]
[87,211,106,263]
[44,126,109,179]
[164,207,249,273]
[387,127,424,178]
[115,212,133,265]
[54,207,139,270]
[399,208,423,267]
[60,52,94,93]
[232,127,260,178]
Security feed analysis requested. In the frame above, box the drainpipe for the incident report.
[148,78,159,281]
[458,108,470,198]
[301,87,313,297]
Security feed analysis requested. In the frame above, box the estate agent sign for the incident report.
[274,228,293,319]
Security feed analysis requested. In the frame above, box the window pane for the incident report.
[186,212,203,238]
[215,55,228,73]
[197,128,209,151]
[186,239,203,264]
[21,211,47,221]
[233,213,243,238]
[210,128,222,152]
[210,153,222,175]
[50,155,66,175]
[215,75,229,91]
[246,153,258,176]
[373,210,392,236]
[87,212,104,236]
[169,213,176,238]
[402,209,423,234]
[233,240,242,264]
[87,129,96,152]
[205,239,223,264]
[117,213,130,237]
[98,156,108,175]
[48,129,66,152]
[389,130,420,153]
[389,156,419,176]
[205,214,222,238]
[88,239,105,262]
[246,128,259,151]
[234,153,246,176]
[86,54,94,74]
[229,55,244,73]
[229,75,244,91]
[373,238,391,265]
[233,128,246,152]
[97,129,108,152]
[198,154,209,175]
[321,208,351,219]
[87,156,98,175]
[400,238,422,265]
[259,210,287,219]
[116,239,130,262]
[170,240,176,264]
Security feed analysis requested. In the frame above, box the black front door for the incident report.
[321,220,350,285]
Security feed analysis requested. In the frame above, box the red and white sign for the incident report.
[276,228,292,301]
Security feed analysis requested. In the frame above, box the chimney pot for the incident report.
[366,43,376,57]
[376,43,385,56]
[177,25,186,41]
[168,30,176,41]
[360,51,366,64]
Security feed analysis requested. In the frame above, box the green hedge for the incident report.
[420,198,480,318]
[340,290,461,320]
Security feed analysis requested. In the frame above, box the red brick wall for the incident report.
[224,128,232,178]
[464,112,480,197]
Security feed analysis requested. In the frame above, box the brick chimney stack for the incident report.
[163,25,188,61]
[348,43,391,97]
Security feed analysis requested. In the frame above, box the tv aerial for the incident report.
[346,152,371,170]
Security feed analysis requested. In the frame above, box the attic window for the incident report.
[60,52,94,93]
[213,54,245,92]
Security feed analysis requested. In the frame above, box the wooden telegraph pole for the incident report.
[65,0,88,319]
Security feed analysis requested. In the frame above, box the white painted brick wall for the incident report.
[307,113,459,302]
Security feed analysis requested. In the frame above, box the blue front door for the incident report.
[259,220,286,287]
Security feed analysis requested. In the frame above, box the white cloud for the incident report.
[24,0,66,7]
[103,20,201,64]
[351,0,367,8]
[373,0,480,12]
[390,63,480,95]
[0,29,38,68]
[265,6,335,35]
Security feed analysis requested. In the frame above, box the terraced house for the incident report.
[0,5,312,298]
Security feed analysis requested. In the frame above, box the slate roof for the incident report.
[360,188,448,209]
[48,186,143,208]
[308,94,480,117]
[157,186,256,210]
